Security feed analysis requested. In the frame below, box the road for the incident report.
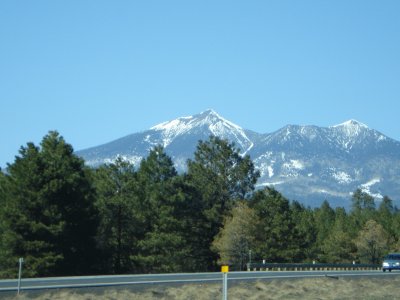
[0,270,399,292]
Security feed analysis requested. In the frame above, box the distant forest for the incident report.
[0,131,398,278]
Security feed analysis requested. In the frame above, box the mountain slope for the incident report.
[78,110,256,170]
[250,120,400,207]
[76,111,400,208]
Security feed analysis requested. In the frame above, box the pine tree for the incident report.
[133,146,189,273]
[321,207,356,263]
[0,132,98,277]
[377,196,395,243]
[290,201,318,262]
[186,136,259,270]
[350,189,376,232]
[94,157,140,274]
[250,187,298,263]
[390,209,400,251]
[314,200,336,261]
[322,230,357,263]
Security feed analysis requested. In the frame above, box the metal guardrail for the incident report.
[1,268,390,295]
[247,263,381,271]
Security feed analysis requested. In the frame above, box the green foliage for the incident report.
[377,196,396,241]
[212,201,259,270]
[132,146,189,273]
[356,220,389,264]
[320,208,357,263]
[186,136,259,270]
[314,200,336,246]
[94,158,140,274]
[0,131,98,277]
[2,133,400,276]
[321,230,357,263]
[350,189,377,231]
[290,201,318,262]
[250,187,301,263]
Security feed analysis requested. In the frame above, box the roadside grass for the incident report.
[4,276,400,299]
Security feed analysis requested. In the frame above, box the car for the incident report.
[382,253,400,272]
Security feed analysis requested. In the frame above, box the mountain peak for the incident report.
[332,119,368,129]
[77,111,400,208]
[149,110,252,151]
[200,108,219,116]
[330,119,369,138]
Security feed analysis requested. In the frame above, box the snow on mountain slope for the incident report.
[151,109,253,152]
[330,119,388,151]
[76,110,400,208]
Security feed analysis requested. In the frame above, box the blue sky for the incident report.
[1,1,399,167]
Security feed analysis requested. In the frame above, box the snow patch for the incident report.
[281,160,304,178]
[267,166,274,178]
[291,159,304,170]
[332,119,368,130]
[360,178,383,199]
[256,162,275,178]
[377,135,387,142]
[100,155,143,166]
[255,152,274,161]
[257,181,284,187]
[282,159,304,170]
[150,110,253,151]
[331,170,353,184]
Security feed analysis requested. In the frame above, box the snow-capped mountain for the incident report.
[150,109,254,154]
[252,120,400,207]
[77,110,255,171]
[76,110,400,208]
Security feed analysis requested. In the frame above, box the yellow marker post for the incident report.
[221,265,229,300]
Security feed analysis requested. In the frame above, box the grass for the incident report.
[3,276,400,299]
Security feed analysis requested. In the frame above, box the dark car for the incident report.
[382,253,400,272]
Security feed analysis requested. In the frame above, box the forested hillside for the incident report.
[1,132,399,278]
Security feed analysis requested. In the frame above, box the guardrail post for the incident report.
[221,265,229,300]
[17,257,24,295]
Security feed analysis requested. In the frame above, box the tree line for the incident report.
[0,131,399,278]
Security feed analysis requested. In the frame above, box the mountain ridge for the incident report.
[76,110,400,208]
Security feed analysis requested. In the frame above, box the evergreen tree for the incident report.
[172,173,207,271]
[0,132,98,277]
[290,201,318,262]
[133,146,189,273]
[321,230,357,263]
[250,187,299,263]
[186,136,259,270]
[0,168,13,276]
[391,211,400,251]
[377,196,395,243]
[94,158,140,274]
[0,168,7,216]
[314,200,336,260]
[0,168,6,198]
[321,207,356,263]
[350,189,376,232]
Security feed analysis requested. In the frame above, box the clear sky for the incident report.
[1,1,399,168]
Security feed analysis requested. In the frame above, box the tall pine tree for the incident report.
[186,136,259,270]
[133,146,189,273]
[94,157,140,274]
[250,187,299,263]
[0,132,98,277]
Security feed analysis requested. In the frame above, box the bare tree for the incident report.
[356,219,388,264]
[212,202,259,270]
